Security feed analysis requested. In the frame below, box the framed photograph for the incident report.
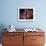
[18,7,35,21]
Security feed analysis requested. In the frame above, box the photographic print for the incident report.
[18,7,35,21]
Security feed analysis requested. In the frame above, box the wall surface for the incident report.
[0,0,46,44]
[0,0,46,30]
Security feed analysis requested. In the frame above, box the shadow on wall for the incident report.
[0,24,7,43]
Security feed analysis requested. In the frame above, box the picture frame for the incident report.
[18,7,35,21]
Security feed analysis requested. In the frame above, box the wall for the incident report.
[0,0,46,30]
[0,0,46,43]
